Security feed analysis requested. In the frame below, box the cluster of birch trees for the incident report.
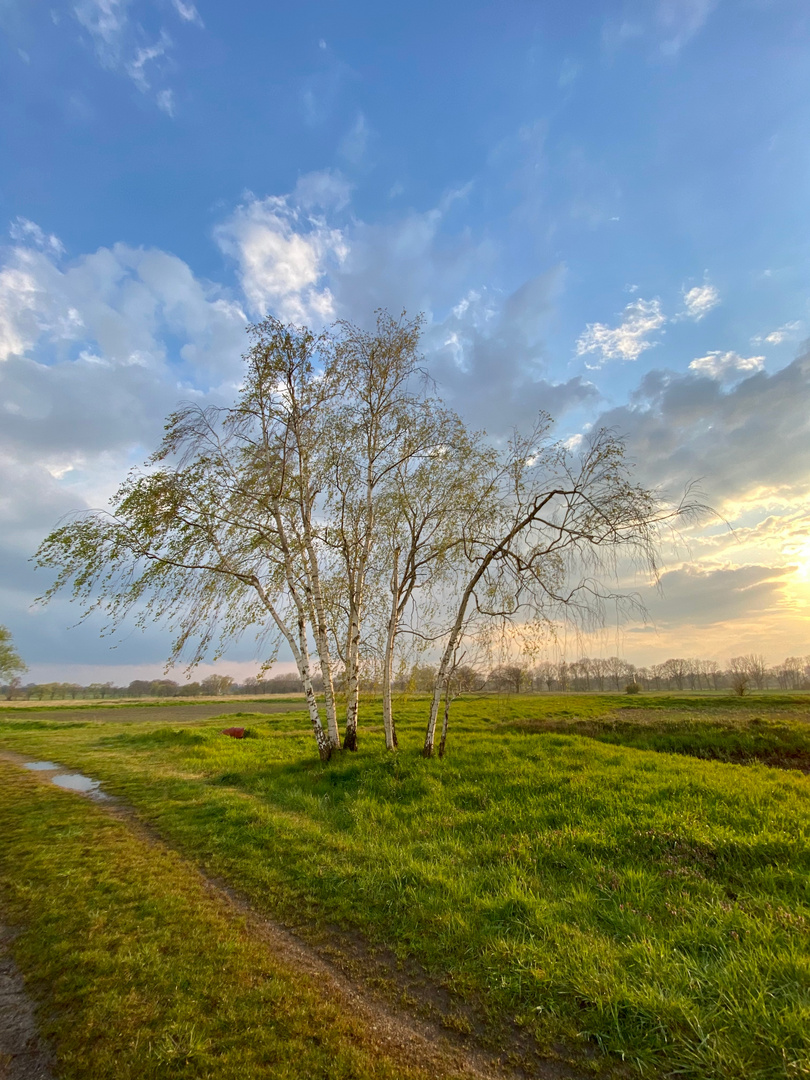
[37,311,694,759]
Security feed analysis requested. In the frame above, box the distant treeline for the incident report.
[4,653,810,701]
[1,672,310,701]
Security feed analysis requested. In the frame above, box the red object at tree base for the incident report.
[221,727,246,738]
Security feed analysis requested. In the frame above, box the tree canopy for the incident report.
[0,625,26,685]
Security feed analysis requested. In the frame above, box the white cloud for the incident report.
[156,88,175,116]
[657,0,718,55]
[74,0,131,62]
[215,189,348,323]
[72,0,201,113]
[293,170,353,211]
[171,0,203,26]
[752,321,802,346]
[426,271,599,431]
[689,350,764,380]
[0,236,246,379]
[339,111,371,166]
[0,263,43,362]
[9,218,64,257]
[680,281,719,320]
[575,297,666,365]
[125,32,171,92]
[605,0,718,56]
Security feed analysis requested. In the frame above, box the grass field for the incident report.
[1,692,809,1079]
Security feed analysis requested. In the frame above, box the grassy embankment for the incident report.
[1,692,809,1079]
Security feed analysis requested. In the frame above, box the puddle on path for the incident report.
[24,761,110,799]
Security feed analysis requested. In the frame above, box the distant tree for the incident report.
[743,653,768,691]
[649,663,665,691]
[128,680,151,696]
[452,665,484,692]
[5,676,23,701]
[728,657,750,696]
[88,681,114,699]
[605,656,634,691]
[700,659,723,691]
[408,664,437,692]
[634,666,652,690]
[488,664,531,693]
[532,662,556,691]
[661,658,688,690]
[200,674,234,696]
[569,658,590,691]
[776,657,806,690]
[586,657,607,691]
[552,660,569,692]
[0,626,26,695]
[150,679,179,697]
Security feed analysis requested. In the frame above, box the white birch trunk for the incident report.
[438,685,451,758]
[250,575,331,760]
[343,601,361,750]
[273,507,341,751]
[301,533,341,749]
[423,594,471,756]
[381,548,400,751]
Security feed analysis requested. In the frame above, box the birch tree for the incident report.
[422,422,702,756]
[37,319,343,760]
[372,408,492,749]
[321,312,427,749]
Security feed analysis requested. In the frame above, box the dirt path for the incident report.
[0,750,597,1080]
[0,927,54,1080]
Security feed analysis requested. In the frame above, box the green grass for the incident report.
[0,763,434,1080]
[503,700,810,769]
[1,693,809,1079]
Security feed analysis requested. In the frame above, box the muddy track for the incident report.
[0,751,603,1080]
[0,926,55,1080]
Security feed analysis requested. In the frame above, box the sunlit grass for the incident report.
[0,764,433,1080]
[1,693,809,1078]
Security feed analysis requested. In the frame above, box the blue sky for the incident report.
[2,0,810,683]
